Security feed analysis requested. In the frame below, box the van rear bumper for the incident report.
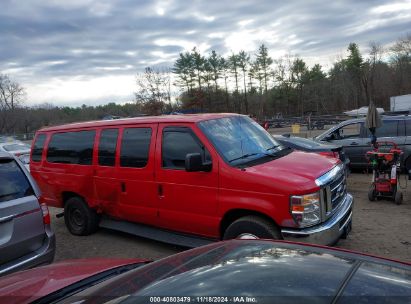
[0,226,55,277]
[281,193,353,246]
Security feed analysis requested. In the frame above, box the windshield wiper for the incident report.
[228,153,260,163]
[266,145,280,152]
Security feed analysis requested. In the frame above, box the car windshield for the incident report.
[3,143,30,152]
[198,116,284,166]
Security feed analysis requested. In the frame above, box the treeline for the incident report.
[0,100,145,135]
[136,34,411,117]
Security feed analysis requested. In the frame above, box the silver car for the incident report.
[0,152,55,276]
[315,115,411,171]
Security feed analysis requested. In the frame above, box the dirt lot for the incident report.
[50,173,411,263]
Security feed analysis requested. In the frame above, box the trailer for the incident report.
[390,94,411,112]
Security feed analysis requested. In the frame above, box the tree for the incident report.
[255,44,273,94]
[135,67,171,115]
[291,58,309,115]
[238,50,250,113]
[173,52,195,93]
[228,53,241,112]
[0,74,25,133]
[345,42,364,107]
[208,50,223,92]
[191,47,205,90]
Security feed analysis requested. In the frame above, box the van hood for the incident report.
[244,150,339,193]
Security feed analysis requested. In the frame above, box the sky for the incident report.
[1,0,411,107]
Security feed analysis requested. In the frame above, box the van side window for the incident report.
[98,129,119,166]
[32,134,46,162]
[47,130,96,165]
[375,120,398,137]
[338,123,361,139]
[120,128,151,168]
[162,128,210,169]
[0,159,34,203]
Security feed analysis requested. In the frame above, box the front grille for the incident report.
[330,171,347,210]
[319,166,347,219]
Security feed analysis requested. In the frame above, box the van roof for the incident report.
[39,113,243,132]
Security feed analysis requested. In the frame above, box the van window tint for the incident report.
[405,120,411,136]
[162,129,210,169]
[375,120,398,137]
[0,159,34,203]
[98,129,119,166]
[47,130,95,165]
[120,128,151,168]
[31,134,46,162]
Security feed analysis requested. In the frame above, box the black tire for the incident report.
[394,191,403,205]
[64,197,100,236]
[368,185,376,201]
[316,123,324,130]
[223,216,281,240]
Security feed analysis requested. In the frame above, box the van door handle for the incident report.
[121,182,126,193]
[350,142,359,146]
[158,184,164,198]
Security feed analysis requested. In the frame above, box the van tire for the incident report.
[223,216,281,240]
[64,197,100,236]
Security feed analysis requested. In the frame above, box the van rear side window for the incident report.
[47,130,96,165]
[120,128,151,168]
[98,129,119,166]
[32,134,46,162]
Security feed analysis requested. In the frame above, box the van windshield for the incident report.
[198,116,287,166]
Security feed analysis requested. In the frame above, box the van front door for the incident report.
[155,124,219,238]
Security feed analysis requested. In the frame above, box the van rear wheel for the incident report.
[64,197,100,236]
[223,216,281,240]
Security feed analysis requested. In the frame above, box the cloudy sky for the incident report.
[1,0,411,107]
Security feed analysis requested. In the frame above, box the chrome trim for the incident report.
[315,163,344,186]
[0,214,17,224]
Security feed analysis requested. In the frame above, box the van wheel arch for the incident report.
[220,210,281,240]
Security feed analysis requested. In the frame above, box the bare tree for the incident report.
[0,74,26,133]
[135,67,172,115]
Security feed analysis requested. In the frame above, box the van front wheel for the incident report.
[223,216,281,240]
[64,197,100,236]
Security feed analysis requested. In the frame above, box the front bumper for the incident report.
[281,193,353,246]
[0,225,55,276]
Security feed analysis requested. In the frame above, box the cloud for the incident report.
[0,0,410,106]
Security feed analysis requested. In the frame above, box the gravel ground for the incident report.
[50,173,411,263]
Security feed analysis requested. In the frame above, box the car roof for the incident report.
[39,113,243,132]
[0,151,13,159]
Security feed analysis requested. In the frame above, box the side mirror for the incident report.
[185,153,212,172]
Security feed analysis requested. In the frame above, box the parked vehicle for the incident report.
[315,115,411,171]
[0,240,409,304]
[274,135,350,169]
[31,114,353,246]
[0,141,31,170]
[0,152,55,277]
[391,94,411,112]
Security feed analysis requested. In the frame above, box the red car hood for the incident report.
[245,150,340,193]
[0,258,147,304]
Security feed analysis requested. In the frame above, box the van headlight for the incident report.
[290,192,321,227]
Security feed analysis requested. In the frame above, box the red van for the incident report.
[30,114,353,246]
